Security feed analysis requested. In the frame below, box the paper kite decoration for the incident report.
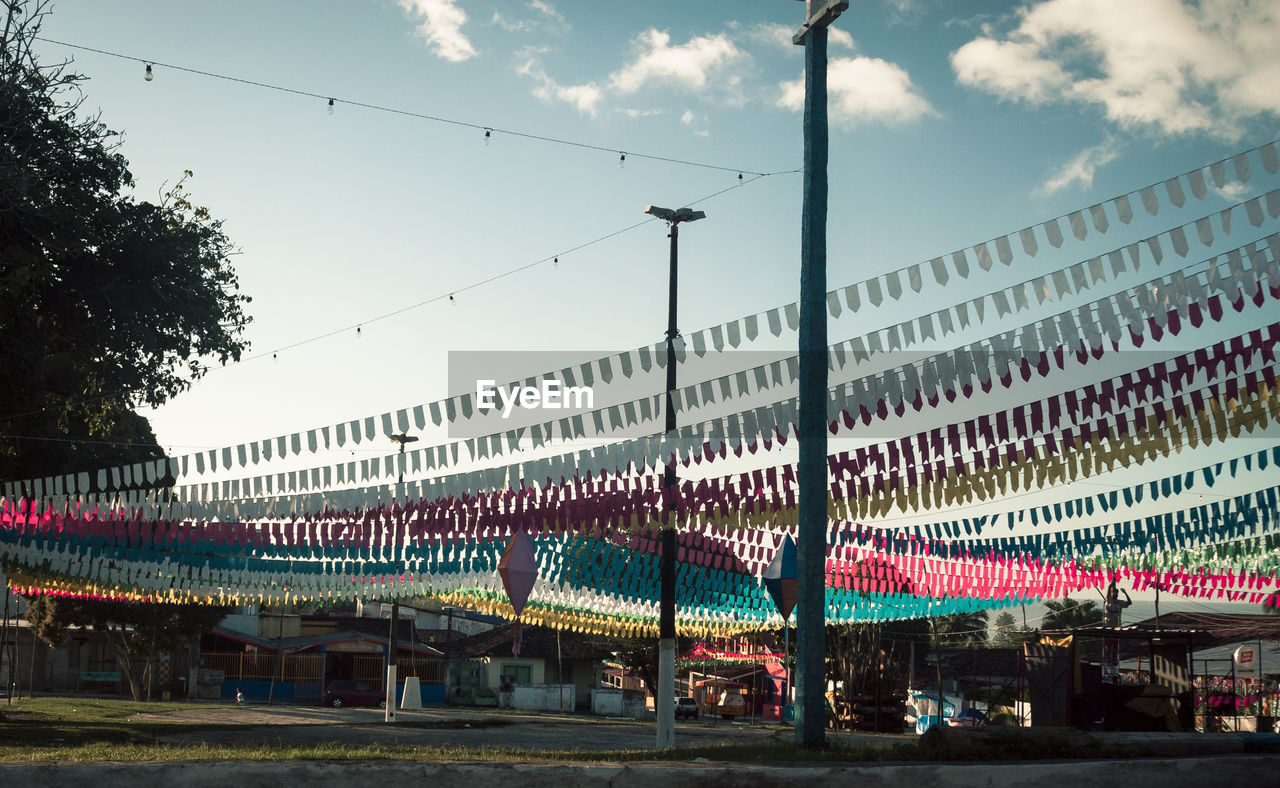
[499,529,537,655]
[763,534,798,623]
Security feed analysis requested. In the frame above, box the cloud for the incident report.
[741,22,798,51]
[492,0,568,35]
[777,56,934,126]
[609,29,746,94]
[679,108,711,136]
[1214,181,1253,202]
[884,0,927,25]
[517,57,603,116]
[398,0,476,62]
[1035,139,1122,196]
[738,21,855,52]
[950,0,1280,139]
[828,27,855,50]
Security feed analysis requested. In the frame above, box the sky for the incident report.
[21,0,1280,618]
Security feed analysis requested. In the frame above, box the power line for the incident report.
[33,36,782,177]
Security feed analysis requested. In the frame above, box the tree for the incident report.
[1,0,251,483]
[990,611,1034,647]
[26,595,233,701]
[1041,598,1103,631]
[603,633,694,700]
[991,611,1016,644]
[934,610,989,648]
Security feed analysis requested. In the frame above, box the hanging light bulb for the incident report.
[618,152,626,169]
[737,172,743,182]
[483,128,492,146]
[272,352,278,362]
[327,98,335,115]
[553,256,559,269]
[356,325,363,338]
[449,294,456,305]
[144,64,153,81]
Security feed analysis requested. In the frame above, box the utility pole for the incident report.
[792,0,847,749]
[2,583,10,705]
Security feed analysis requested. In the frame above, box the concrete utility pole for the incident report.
[644,204,706,749]
[385,432,418,721]
[792,0,847,749]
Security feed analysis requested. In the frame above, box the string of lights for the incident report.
[34,36,783,178]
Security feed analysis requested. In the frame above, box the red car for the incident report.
[323,680,385,708]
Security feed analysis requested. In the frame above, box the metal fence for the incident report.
[201,652,324,682]
[352,655,444,690]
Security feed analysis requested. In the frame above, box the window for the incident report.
[501,664,532,685]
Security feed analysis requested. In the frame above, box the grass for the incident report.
[10,697,1244,765]
[0,696,918,764]
[0,697,252,753]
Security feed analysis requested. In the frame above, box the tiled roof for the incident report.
[452,624,617,661]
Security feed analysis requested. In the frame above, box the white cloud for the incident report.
[1214,181,1252,202]
[742,22,797,51]
[777,56,934,126]
[679,108,712,136]
[884,0,926,24]
[609,29,746,94]
[517,58,603,116]
[398,0,477,62]
[951,0,1280,139]
[1035,139,1122,196]
[529,0,562,20]
[737,21,855,53]
[492,0,568,35]
[828,27,855,50]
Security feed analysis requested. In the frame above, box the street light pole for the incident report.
[793,0,847,749]
[644,204,705,749]
[385,432,418,722]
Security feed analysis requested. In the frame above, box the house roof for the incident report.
[1041,612,1280,657]
[210,624,441,656]
[452,623,616,661]
[1124,612,1280,646]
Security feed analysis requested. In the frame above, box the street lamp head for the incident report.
[390,432,420,445]
[645,205,706,225]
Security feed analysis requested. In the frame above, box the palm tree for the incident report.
[1041,598,1103,631]
[934,611,990,648]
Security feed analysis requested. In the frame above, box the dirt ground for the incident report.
[131,704,910,752]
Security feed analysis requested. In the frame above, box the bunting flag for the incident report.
[8,145,1277,500]
[4,142,1280,637]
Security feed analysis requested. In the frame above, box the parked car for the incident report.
[675,696,699,720]
[323,680,385,708]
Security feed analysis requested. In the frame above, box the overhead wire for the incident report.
[0,169,792,422]
[33,36,781,177]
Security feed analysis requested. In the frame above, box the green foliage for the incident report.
[933,610,989,648]
[991,610,1034,647]
[26,595,234,700]
[0,1,251,483]
[1041,598,1103,631]
[598,633,694,698]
